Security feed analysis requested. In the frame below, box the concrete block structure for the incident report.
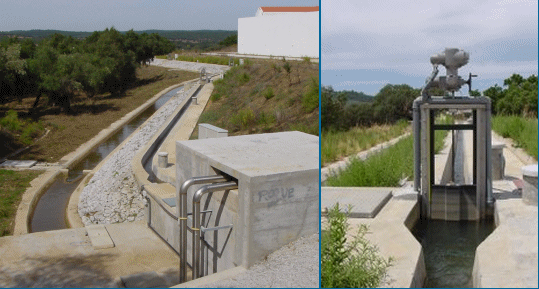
[175,131,318,275]
[238,7,319,58]
[198,123,228,139]
[522,164,538,205]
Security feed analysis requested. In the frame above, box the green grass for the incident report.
[326,122,448,187]
[321,120,409,166]
[195,58,319,137]
[322,203,392,288]
[0,169,43,236]
[492,115,538,159]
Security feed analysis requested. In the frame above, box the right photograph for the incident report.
[320,1,538,288]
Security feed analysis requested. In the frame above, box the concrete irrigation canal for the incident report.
[30,85,186,233]
[0,60,319,288]
[322,48,537,288]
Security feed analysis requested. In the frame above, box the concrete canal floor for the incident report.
[0,221,180,287]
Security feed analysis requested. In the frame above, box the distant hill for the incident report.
[0,29,236,42]
[336,90,373,105]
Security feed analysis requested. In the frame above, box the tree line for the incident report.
[322,73,538,131]
[0,27,175,112]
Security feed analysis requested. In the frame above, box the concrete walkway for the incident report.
[0,221,180,287]
[472,130,538,287]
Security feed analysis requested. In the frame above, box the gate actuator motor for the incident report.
[422,48,477,100]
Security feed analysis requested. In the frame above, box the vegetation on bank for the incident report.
[321,120,409,166]
[0,169,42,236]
[1,28,175,112]
[322,203,392,288]
[492,115,538,159]
[192,58,319,137]
[326,116,450,187]
[0,66,197,162]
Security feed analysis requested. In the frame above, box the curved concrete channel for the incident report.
[28,82,194,233]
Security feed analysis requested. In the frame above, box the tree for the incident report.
[0,44,27,102]
[219,34,237,46]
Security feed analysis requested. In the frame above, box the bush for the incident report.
[0,110,22,131]
[322,203,392,288]
[236,72,250,85]
[263,87,275,100]
[302,77,319,112]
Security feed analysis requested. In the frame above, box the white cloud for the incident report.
[322,0,538,90]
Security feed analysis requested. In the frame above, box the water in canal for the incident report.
[30,86,183,232]
[411,218,495,287]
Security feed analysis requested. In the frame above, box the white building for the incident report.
[238,6,319,58]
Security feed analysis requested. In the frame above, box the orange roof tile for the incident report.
[259,6,319,13]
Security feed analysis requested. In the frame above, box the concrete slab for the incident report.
[86,224,115,249]
[162,197,177,207]
[0,160,37,168]
[321,187,393,218]
[0,221,180,287]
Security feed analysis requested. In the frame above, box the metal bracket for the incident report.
[200,224,233,233]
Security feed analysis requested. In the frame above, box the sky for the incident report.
[322,0,538,95]
[0,0,318,32]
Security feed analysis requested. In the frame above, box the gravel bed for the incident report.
[201,233,319,288]
[78,86,195,225]
[150,59,229,74]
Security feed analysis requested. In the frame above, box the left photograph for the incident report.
[0,1,320,287]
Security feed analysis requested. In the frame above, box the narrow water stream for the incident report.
[30,86,184,233]
[411,219,494,287]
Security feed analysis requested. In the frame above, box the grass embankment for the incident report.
[0,66,198,162]
[191,58,319,137]
[326,118,449,187]
[322,120,409,166]
[0,169,43,236]
[492,115,538,159]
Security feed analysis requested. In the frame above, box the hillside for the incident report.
[193,58,319,138]
[0,29,235,41]
[339,90,373,105]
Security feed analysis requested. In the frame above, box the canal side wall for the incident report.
[14,79,198,235]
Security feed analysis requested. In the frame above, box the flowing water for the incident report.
[30,86,184,232]
[411,216,495,287]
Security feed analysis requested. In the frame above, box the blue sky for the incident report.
[322,0,538,95]
[0,0,318,32]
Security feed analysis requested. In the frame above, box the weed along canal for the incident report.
[30,85,184,233]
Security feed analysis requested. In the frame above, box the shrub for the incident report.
[0,110,22,132]
[322,203,392,288]
[236,72,250,85]
[302,77,319,112]
[263,87,275,100]
[302,56,311,63]
[210,92,222,101]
